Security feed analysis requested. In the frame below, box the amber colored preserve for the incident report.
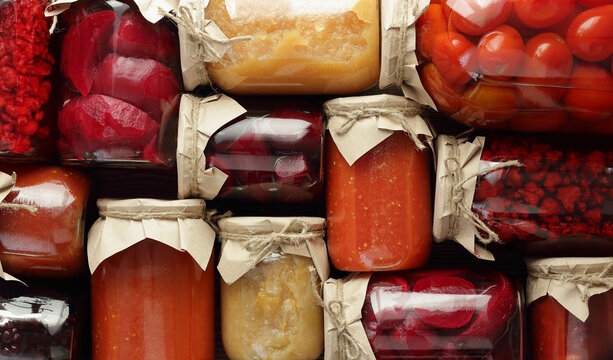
[530,292,613,360]
[326,132,432,271]
[206,0,380,95]
[91,240,215,360]
[0,166,90,277]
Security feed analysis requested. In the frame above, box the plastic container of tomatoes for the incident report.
[416,0,613,134]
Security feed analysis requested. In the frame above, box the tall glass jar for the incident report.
[0,0,57,161]
[58,1,181,166]
[204,0,380,95]
[0,166,89,278]
[88,199,216,360]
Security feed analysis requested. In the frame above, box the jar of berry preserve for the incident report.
[527,257,613,360]
[88,198,216,359]
[324,95,434,272]
[0,166,90,278]
[54,0,181,167]
[177,94,324,203]
[324,270,524,360]
[409,1,613,134]
[0,0,57,161]
[434,133,613,260]
[217,217,329,360]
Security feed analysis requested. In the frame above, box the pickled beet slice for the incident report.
[274,154,313,186]
[210,118,270,155]
[412,275,477,329]
[91,54,180,124]
[387,313,440,357]
[58,95,159,155]
[109,11,178,65]
[451,272,516,351]
[363,273,411,331]
[61,11,116,95]
[258,109,323,153]
[61,1,113,25]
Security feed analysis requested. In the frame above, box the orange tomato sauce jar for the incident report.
[88,199,216,360]
[325,96,433,271]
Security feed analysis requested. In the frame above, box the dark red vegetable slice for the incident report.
[413,275,477,329]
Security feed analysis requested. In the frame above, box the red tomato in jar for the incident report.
[516,33,574,108]
[420,62,464,114]
[567,5,613,62]
[431,32,478,84]
[564,62,613,122]
[442,0,514,36]
[417,4,449,60]
[577,0,613,7]
[458,81,519,127]
[544,4,587,38]
[514,0,575,28]
[477,25,525,80]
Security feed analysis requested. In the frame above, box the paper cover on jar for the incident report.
[379,0,435,109]
[323,273,375,360]
[324,94,434,166]
[176,94,247,199]
[0,172,26,284]
[45,0,179,23]
[217,217,329,285]
[87,198,216,273]
[526,257,613,322]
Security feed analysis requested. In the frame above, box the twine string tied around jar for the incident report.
[99,208,204,220]
[308,268,368,360]
[327,105,427,150]
[203,209,232,234]
[394,0,422,87]
[444,137,522,245]
[530,261,613,301]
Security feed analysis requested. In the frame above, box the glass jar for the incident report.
[0,0,57,161]
[469,134,613,256]
[89,199,216,360]
[416,1,613,134]
[205,97,324,203]
[0,165,89,278]
[58,0,181,166]
[362,269,523,359]
[205,0,380,95]
[0,280,82,359]
[326,131,432,271]
[221,252,323,360]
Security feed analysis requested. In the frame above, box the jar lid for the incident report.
[97,198,206,220]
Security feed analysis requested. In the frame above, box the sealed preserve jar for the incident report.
[56,0,181,166]
[323,270,523,360]
[0,280,83,359]
[177,94,324,203]
[324,95,433,272]
[88,199,216,360]
[200,0,380,95]
[0,0,57,161]
[0,167,89,278]
[217,217,329,360]
[527,258,613,360]
[434,134,613,260]
[412,1,613,134]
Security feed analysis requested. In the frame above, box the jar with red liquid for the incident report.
[177,95,324,203]
[0,166,89,278]
[0,0,57,161]
[416,0,613,134]
[527,258,613,360]
[434,134,613,259]
[57,0,181,166]
[324,95,433,272]
[323,270,524,359]
[88,198,216,360]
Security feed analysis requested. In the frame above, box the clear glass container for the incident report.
[205,0,380,95]
[0,0,57,161]
[91,240,215,360]
[221,252,323,360]
[58,0,181,166]
[417,1,613,134]
[326,131,432,271]
[206,98,324,203]
[363,269,524,359]
[0,165,89,278]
